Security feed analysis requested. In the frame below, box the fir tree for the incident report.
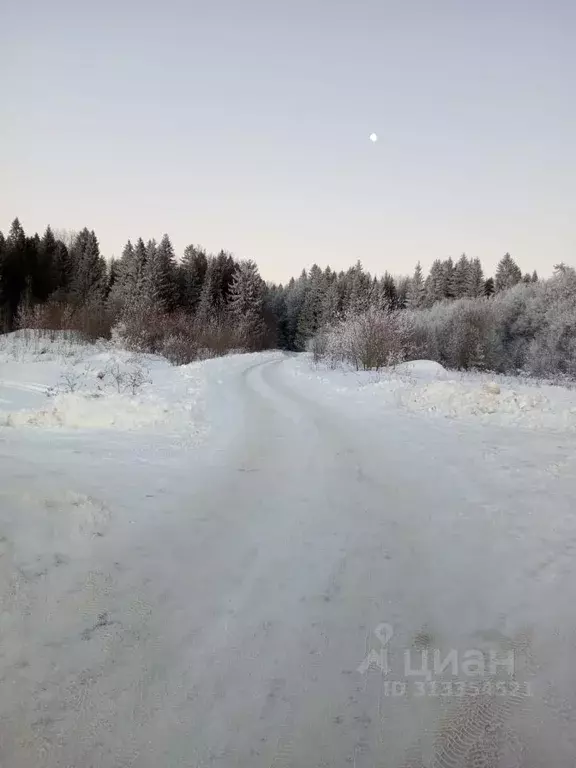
[380,272,398,311]
[296,263,325,345]
[143,234,176,311]
[424,259,446,306]
[495,253,522,292]
[442,257,456,299]
[69,228,106,304]
[180,245,208,312]
[467,258,485,298]
[484,276,495,297]
[2,218,28,325]
[228,260,266,349]
[407,262,425,309]
[454,254,470,298]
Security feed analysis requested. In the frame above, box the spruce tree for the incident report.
[467,258,485,298]
[495,253,522,292]
[442,257,456,299]
[424,259,445,305]
[180,245,208,312]
[228,260,266,349]
[406,262,425,309]
[296,263,325,345]
[2,218,28,325]
[380,272,398,310]
[454,254,470,298]
[69,228,106,304]
[143,234,176,311]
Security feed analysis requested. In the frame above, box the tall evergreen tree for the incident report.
[180,245,208,312]
[495,253,522,292]
[296,264,325,345]
[69,228,106,304]
[285,271,308,349]
[442,257,456,299]
[424,259,446,306]
[380,272,398,310]
[321,278,341,325]
[467,257,485,298]
[406,262,425,309]
[36,226,58,300]
[454,253,471,298]
[195,257,220,325]
[228,260,266,349]
[345,261,371,315]
[143,234,176,310]
[1,218,28,325]
[395,276,409,309]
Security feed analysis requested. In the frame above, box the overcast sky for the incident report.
[2,0,574,282]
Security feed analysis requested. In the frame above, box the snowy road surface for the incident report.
[1,352,576,766]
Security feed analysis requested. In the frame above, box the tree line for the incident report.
[0,217,548,364]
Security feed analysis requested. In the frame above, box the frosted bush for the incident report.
[311,268,576,379]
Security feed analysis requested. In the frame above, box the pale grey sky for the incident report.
[2,0,574,282]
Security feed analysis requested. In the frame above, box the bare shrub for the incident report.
[16,300,113,341]
[113,307,244,365]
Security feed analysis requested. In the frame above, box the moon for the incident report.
[369,133,378,143]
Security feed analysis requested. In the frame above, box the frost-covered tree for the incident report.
[442,257,456,299]
[284,271,308,349]
[143,234,176,311]
[321,277,342,325]
[346,261,372,315]
[380,272,398,311]
[69,228,106,304]
[180,244,207,312]
[109,238,148,311]
[296,263,325,346]
[467,257,485,298]
[406,262,425,309]
[495,253,522,292]
[424,259,445,306]
[454,254,470,298]
[228,259,266,349]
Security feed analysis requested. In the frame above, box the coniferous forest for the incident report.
[1,217,574,378]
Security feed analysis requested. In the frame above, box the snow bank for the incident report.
[0,392,190,430]
[293,356,576,431]
[0,333,281,435]
[393,359,449,380]
[0,333,194,432]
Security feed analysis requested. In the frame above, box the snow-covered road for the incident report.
[1,352,576,766]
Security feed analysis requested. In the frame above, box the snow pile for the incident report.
[0,332,282,434]
[0,333,201,432]
[295,356,576,431]
[0,392,189,430]
[398,378,565,425]
[393,359,449,380]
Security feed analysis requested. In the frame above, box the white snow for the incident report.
[291,356,576,431]
[1,337,576,766]
[393,359,449,380]
[0,331,277,434]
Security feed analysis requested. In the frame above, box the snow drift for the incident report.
[294,357,576,431]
